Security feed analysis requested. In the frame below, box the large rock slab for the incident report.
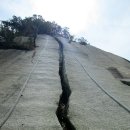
[0,35,62,130]
[59,37,130,130]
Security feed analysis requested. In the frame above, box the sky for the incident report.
[0,0,130,60]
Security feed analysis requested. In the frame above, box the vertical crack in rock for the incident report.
[55,38,76,130]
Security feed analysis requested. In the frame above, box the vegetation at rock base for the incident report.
[0,14,88,49]
[73,37,88,45]
[0,14,71,49]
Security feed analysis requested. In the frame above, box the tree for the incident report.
[10,15,22,34]
[0,14,72,48]
[78,37,88,45]
[69,35,74,43]
[62,27,70,39]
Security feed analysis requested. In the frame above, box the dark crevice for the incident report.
[121,79,130,86]
[55,37,76,130]
[107,67,123,79]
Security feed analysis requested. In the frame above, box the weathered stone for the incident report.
[0,35,62,130]
[58,37,130,130]
[13,36,35,50]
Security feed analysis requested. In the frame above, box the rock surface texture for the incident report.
[0,35,62,130]
[0,35,130,130]
[58,37,130,130]
[13,36,35,50]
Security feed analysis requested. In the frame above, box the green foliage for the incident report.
[0,21,15,42]
[78,37,88,45]
[0,14,89,49]
[69,35,74,43]
[0,14,71,44]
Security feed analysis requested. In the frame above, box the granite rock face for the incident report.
[58,37,130,130]
[0,35,130,130]
[0,35,62,130]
